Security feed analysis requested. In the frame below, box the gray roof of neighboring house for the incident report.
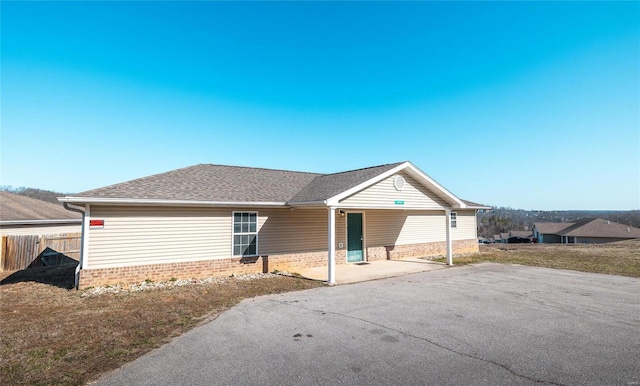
[0,191,81,223]
[534,222,574,234]
[557,218,640,238]
[509,230,533,238]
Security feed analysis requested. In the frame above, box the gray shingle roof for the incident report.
[74,164,321,202]
[67,161,483,208]
[1,191,81,222]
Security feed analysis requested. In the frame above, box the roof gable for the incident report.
[337,170,450,209]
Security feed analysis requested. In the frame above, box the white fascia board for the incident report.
[58,197,288,208]
[0,219,82,226]
[325,162,410,206]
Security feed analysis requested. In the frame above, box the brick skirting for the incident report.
[77,239,478,289]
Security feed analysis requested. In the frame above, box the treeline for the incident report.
[0,186,70,204]
[478,207,640,238]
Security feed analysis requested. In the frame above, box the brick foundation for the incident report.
[77,239,479,289]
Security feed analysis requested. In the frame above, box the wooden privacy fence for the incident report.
[1,232,81,271]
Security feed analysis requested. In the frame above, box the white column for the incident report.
[445,209,453,266]
[82,204,90,269]
[328,207,336,284]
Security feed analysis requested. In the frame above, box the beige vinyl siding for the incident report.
[86,205,478,269]
[258,209,329,254]
[340,172,449,209]
[1,224,81,236]
[365,210,446,246]
[451,210,477,241]
[88,207,336,268]
[88,206,232,269]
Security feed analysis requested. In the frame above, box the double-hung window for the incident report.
[233,212,258,256]
[450,212,457,228]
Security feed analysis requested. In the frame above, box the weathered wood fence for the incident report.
[1,233,81,271]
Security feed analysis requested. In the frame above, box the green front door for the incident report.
[347,213,364,262]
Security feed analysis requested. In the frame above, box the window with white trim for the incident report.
[233,212,257,256]
[450,212,457,228]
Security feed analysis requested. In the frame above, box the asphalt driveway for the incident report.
[96,263,640,385]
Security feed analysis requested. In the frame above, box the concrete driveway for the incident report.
[96,263,640,385]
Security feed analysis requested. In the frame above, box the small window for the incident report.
[450,212,457,228]
[233,212,257,256]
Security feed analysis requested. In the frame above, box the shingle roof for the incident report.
[72,162,407,204]
[73,164,322,202]
[289,162,404,203]
[534,222,574,234]
[557,218,640,238]
[67,161,484,208]
[0,191,81,222]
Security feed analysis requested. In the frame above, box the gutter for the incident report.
[63,203,86,289]
[0,219,82,226]
[59,197,287,207]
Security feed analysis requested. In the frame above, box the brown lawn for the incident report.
[0,266,324,385]
[435,239,640,278]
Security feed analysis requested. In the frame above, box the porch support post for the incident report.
[445,209,453,266]
[328,207,336,284]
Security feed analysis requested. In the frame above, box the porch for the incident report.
[298,257,448,284]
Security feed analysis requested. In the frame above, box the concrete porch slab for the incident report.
[296,258,449,284]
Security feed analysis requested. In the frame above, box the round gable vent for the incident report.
[393,175,406,191]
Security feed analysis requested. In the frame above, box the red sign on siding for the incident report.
[89,219,104,228]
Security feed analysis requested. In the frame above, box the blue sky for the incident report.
[2,1,638,210]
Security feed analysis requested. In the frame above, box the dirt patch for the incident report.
[0,266,324,385]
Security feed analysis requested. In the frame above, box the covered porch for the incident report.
[298,257,449,284]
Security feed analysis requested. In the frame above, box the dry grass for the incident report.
[435,239,640,278]
[2,242,639,385]
[0,265,324,385]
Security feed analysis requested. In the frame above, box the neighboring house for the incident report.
[507,230,533,243]
[59,161,489,289]
[509,230,533,238]
[533,219,640,244]
[0,191,81,236]
[532,222,573,243]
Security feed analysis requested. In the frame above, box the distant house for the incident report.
[0,191,81,236]
[532,222,573,243]
[509,230,533,238]
[532,219,640,244]
[506,230,533,243]
[59,161,489,288]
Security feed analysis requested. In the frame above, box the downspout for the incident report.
[63,202,85,289]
